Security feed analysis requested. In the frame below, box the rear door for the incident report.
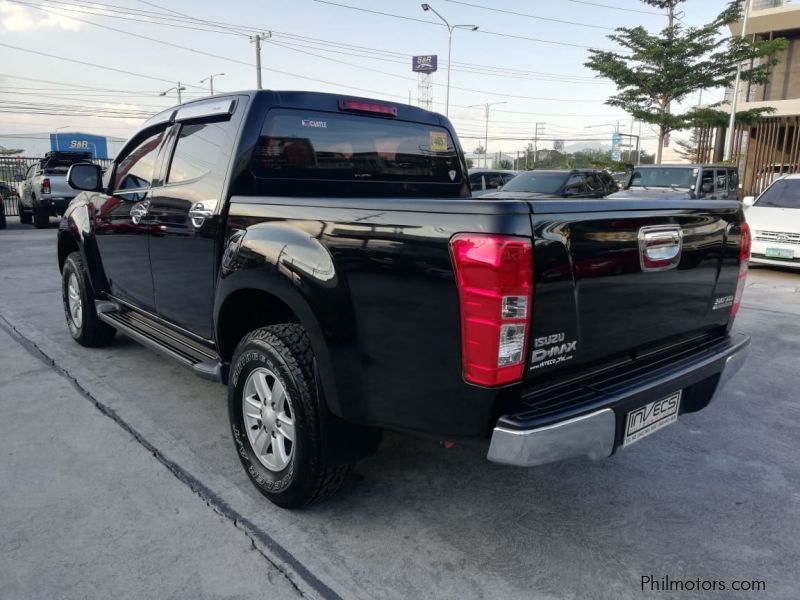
[526,201,741,381]
[148,97,245,339]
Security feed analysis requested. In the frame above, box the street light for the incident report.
[584,121,626,132]
[421,3,478,117]
[159,81,187,104]
[200,73,225,95]
[468,101,507,168]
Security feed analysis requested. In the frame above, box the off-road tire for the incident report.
[18,201,32,225]
[229,324,350,508]
[33,199,49,229]
[0,205,6,229]
[61,251,116,347]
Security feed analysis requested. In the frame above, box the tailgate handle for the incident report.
[638,226,682,271]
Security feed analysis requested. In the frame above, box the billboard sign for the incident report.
[412,55,438,73]
[611,132,622,161]
[50,132,109,159]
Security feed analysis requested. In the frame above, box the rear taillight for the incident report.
[449,234,533,387]
[731,222,751,317]
[41,178,51,194]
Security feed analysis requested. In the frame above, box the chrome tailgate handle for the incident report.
[189,202,215,228]
[638,225,682,271]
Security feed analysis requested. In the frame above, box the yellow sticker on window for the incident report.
[430,131,448,152]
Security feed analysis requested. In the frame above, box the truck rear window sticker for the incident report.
[301,119,327,128]
[429,131,448,152]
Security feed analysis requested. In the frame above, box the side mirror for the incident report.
[742,195,755,208]
[497,185,503,191]
[701,182,714,193]
[67,163,102,192]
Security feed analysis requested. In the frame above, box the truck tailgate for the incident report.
[525,200,743,383]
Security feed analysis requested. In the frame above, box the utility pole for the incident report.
[200,73,225,95]
[469,101,507,168]
[725,0,752,161]
[251,32,271,89]
[533,122,546,168]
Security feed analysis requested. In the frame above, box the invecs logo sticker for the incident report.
[301,119,327,128]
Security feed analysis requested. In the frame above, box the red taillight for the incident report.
[41,178,51,194]
[731,222,751,317]
[338,99,398,116]
[449,234,533,387]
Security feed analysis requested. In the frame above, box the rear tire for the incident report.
[19,201,32,225]
[228,324,350,508]
[0,205,6,230]
[33,203,49,229]
[61,251,116,347]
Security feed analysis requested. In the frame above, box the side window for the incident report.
[113,129,165,199]
[700,170,714,194]
[729,169,739,194]
[501,173,517,185]
[715,169,728,194]
[585,173,601,194]
[485,173,503,190]
[469,173,484,192]
[564,174,588,195]
[166,121,232,187]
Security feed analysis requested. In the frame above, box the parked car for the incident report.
[18,151,93,228]
[743,174,800,269]
[482,168,617,199]
[611,164,740,200]
[0,181,17,229]
[58,91,750,508]
[468,168,518,196]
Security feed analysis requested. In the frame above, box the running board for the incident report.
[96,301,225,383]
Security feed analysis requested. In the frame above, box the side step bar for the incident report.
[96,301,225,383]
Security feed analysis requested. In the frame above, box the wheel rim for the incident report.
[67,273,83,329]
[242,367,295,472]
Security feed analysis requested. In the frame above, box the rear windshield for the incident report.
[629,167,696,188]
[251,109,466,197]
[501,171,567,194]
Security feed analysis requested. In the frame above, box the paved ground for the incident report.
[1,217,798,599]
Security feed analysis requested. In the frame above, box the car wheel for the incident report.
[229,324,350,508]
[61,251,116,347]
[0,203,6,230]
[18,201,32,225]
[33,202,49,229]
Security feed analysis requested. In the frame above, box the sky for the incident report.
[0,0,732,157]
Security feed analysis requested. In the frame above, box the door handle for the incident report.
[130,200,150,225]
[189,202,215,228]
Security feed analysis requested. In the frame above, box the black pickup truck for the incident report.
[58,91,750,508]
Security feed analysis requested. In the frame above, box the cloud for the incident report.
[0,0,84,31]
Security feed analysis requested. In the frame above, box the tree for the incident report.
[473,145,486,155]
[585,0,785,163]
[465,158,474,169]
[497,159,513,169]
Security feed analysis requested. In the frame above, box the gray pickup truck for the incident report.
[19,151,93,228]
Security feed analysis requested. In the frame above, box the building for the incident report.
[727,0,800,194]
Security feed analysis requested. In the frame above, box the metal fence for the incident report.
[0,156,113,216]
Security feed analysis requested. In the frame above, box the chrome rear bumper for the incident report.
[487,334,749,468]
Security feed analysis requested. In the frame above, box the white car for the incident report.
[743,173,800,269]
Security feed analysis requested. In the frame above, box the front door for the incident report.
[148,108,241,339]
[93,127,168,312]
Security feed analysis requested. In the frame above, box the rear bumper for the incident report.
[36,196,73,215]
[487,334,749,467]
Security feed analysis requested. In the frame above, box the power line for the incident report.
[0,42,207,89]
[443,0,615,30]
[311,0,610,51]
